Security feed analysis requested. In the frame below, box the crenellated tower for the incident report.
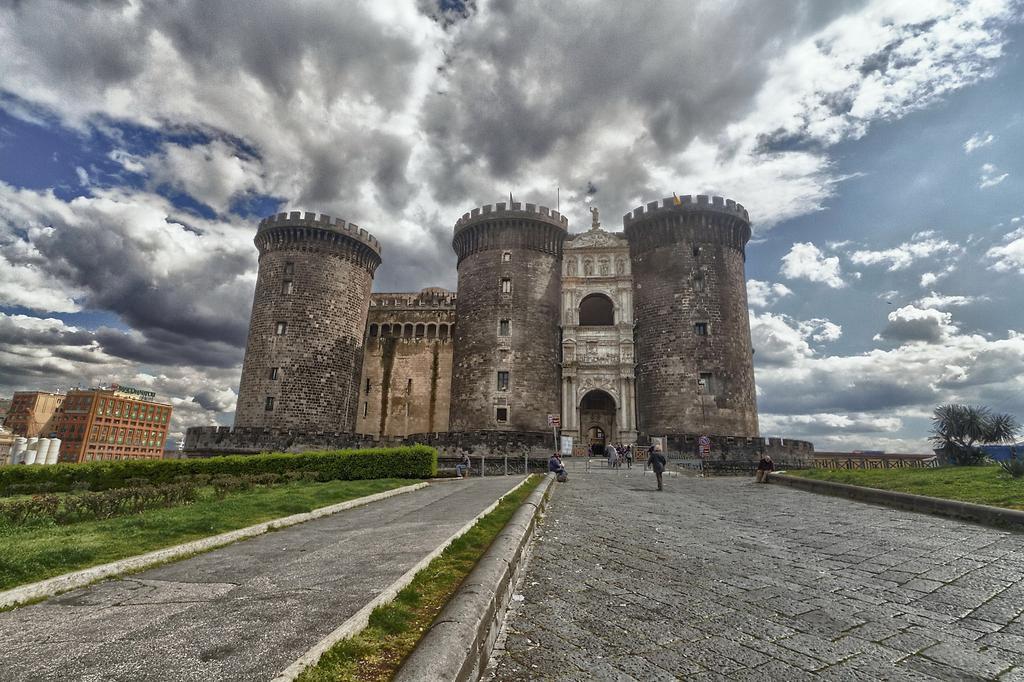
[234,211,382,432]
[624,195,758,437]
[449,202,567,432]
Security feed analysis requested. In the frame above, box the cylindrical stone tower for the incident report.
[625,194,758,437]
[234,210,382,432]
[449,201,567,432]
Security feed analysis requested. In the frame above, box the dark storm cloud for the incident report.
[420,0,870,206]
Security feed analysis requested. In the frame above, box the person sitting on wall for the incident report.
[755,452,774,483]
[456,451,472,479]
[549,452,568,482]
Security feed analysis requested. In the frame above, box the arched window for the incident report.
[415,323,425,338]
[426,323,437,338]
[578,294,614,326]
[439,324,449,338]
[403,324,413,338]
[369,323,378,337]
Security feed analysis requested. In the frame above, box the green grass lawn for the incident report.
[788,466,1024,510]
[299,475,543,682]
[0,478,417,592]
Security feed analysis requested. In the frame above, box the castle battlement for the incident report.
[370,288,457,308]
[258,210,381,255]
[622,195,749,226]
[454,201,569,235]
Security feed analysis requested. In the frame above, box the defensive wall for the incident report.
[356,289,456,438]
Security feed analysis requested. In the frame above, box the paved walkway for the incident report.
[487,469,1024,681]
[0,476,523,681]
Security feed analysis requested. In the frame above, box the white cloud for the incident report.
[779,242,845,288]
[798,318,843,343]
[850,236,960,271]
[144,140,268,215]
[875,305,958,344]
[963,131,995,154]
[746,280,793,308]
[987,228,1024,274]
[916,291,986,309]
[979,163,1009,189]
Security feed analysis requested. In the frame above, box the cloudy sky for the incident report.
[1,0,1022,452]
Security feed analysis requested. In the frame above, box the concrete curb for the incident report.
[273,474,533,682]
[0,481,429,611]
[770,473,1024,530]
[394,473,556,682]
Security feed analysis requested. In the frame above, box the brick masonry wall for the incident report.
[234,223,378,432]
[449,215,565,432]
[628,205,758,437]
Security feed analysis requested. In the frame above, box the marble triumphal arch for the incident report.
[559,210,638,449]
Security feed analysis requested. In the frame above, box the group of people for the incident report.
[606,443,635,469]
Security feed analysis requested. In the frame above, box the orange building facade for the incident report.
[54,387,173,463]
[5,391,64,437]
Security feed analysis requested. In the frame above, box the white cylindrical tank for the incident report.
[23,442,38,465]
[45,438,61,465]
[10,438,27,465]
[34,439,51,465]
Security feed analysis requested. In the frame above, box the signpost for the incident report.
[698,435,711,458]
[560,435,573,456]
[547,414,561,461]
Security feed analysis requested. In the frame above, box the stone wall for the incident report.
[356,289,455,438]
[626,196,758,437]
[234,212,381,432]
[449,202,566,432]
[657,433,814,466]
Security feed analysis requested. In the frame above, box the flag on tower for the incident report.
[673,192,682,206]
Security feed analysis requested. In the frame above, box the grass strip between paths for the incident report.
[788,466,1024,510]
[298,475,543,682]
[0,478,418,591]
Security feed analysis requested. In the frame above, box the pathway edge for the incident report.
[770,472,1024,530]
[273,474,535,682]
[0,481,429,610]
[394,473,556,682]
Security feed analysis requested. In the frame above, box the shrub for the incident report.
[0,446,436,496]
[999,450,1024,479]
[0,482,200,526]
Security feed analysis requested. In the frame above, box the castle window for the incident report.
[275,321,288,335]
[363,402,368,417]
[403,324,413,338]
[694,273,705,292]
[439,324,449,338]
[496,407,509,423]
[426,323,436,338]
[264,397,275,411]
[365,378,371,394]
[269,367,279,380]
[502,251,512,262]
[284,262,294,275]
[699,372,715,395]
[497,371,509,391]
[501,278,512,293]
[369,324,378,337]
[281,280,293,295]
[415,324,425,338]
[499,319,510,336]
[692,246,701,259]
[694,322,709,336]
[579,294,614,326]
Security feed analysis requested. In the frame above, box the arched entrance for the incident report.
[579,389,616,454]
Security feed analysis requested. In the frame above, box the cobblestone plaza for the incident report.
[488,470,1024,680]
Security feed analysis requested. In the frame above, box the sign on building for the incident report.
[547,414,561,427]
[560,435,573,456]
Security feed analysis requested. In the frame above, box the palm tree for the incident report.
[930,404,1021,465]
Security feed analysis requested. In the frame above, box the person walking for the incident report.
[649,445,667,491]
[625,444,633,470]
[755,452,774,483]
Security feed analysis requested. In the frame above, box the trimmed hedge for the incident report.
[0,446,437,496]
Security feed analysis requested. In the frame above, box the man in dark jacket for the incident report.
[649,445,667,491]
[548,452,567,482]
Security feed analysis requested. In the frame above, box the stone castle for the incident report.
[185,194,814,463]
